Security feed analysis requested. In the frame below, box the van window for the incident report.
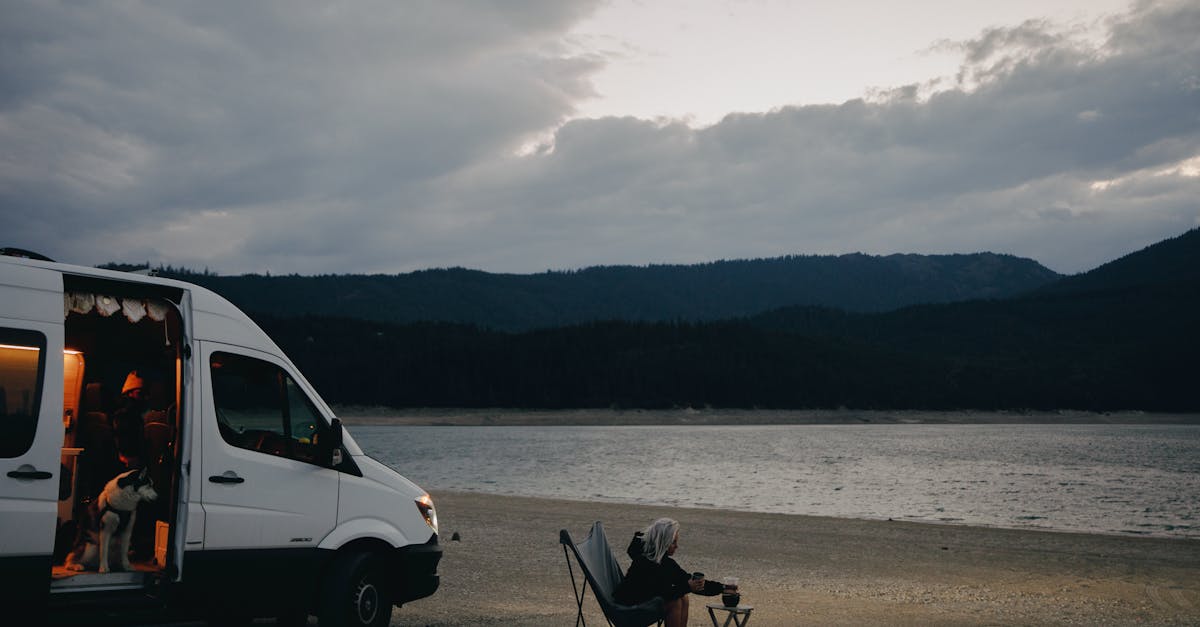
[0,328,46,458]
[210,352,326,465]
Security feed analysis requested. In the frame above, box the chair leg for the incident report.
[564,544,590,627]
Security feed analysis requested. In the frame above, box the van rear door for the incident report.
[0,262,64,604]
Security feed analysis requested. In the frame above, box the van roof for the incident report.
[2,252,351,452]
[0,253,283,352]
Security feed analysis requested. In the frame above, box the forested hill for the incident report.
[159,252,1058,330]
[1035,227,1200,295]
[247,228,1199,411]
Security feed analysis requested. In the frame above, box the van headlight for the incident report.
[415,494,439,535]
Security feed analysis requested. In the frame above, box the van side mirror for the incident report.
[327,418,345,467]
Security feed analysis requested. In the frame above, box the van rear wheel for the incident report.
[319,551,393,627]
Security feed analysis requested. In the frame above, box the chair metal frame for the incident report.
[560,522,665,627]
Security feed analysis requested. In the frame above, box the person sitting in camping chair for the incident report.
[614,518,723,627]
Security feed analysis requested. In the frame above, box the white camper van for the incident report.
[0,250,441,626]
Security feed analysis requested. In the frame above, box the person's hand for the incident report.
[689,577,705,593]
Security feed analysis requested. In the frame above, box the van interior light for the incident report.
[64,349,82,355]
[0,343,40,352]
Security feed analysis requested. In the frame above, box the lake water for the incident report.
[352,424,1200,539]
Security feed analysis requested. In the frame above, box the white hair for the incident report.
[641,517,680,564]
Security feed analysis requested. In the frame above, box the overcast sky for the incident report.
[2,0,1197,276]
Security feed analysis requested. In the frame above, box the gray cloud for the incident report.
[2,0,1197,275]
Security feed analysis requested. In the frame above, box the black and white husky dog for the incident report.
[65,468,158,573]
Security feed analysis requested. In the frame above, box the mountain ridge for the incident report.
[148,251,1059,331]
[247,227,1199,411]
[1037,227,1200,295]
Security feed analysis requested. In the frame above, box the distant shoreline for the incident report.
[334,406,1200,426]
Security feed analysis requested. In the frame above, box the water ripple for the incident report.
[353,423,1200,539]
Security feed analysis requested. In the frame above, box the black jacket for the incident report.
[111,396,146,462]
[613,533,723,605]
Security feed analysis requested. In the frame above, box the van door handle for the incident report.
[208,474,245,484]
[7,469,53,480]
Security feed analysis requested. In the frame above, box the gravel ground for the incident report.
[112,489,1200,626]
[386,491,1200,626]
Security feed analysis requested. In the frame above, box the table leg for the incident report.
[707,605,752,627]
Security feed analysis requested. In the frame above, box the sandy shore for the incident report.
[391,490,1200,626]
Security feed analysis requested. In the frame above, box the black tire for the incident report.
[319,551,393,627]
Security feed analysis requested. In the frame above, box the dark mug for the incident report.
[691,571,704,581]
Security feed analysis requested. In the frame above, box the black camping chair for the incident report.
[560,521,665,627]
